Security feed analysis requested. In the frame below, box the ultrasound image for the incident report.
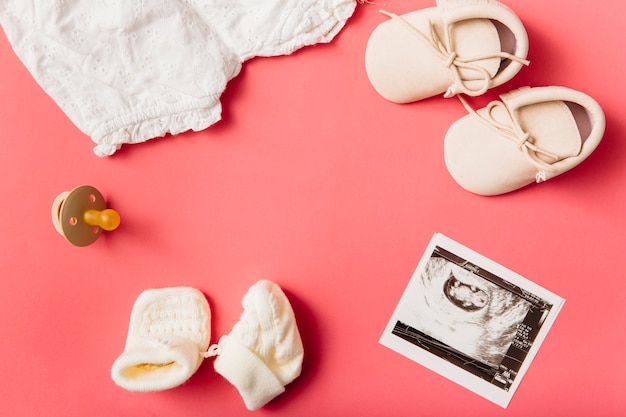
[382,235,564,407]
[395,255,533,369]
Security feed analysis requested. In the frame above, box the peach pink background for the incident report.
[1,1,624,416]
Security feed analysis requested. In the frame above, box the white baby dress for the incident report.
[0,0,356,156]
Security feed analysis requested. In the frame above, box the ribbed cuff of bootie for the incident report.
[111,336,203,392]
[212,335,285,410]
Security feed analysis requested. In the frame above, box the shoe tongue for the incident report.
[498,97,583,161]
[449,18,501,82]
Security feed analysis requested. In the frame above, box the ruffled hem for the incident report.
[287,0,356,47]
[91,98,223,157]
[253,0,356,58]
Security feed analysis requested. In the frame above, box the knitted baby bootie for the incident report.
[111,287,211,391]
[209,280,304,410]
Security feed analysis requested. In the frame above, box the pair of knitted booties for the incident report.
[110,280,303,411]
[365,0,606,196]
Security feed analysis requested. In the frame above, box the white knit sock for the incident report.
[210,280,304,410]
[111,287,211,391]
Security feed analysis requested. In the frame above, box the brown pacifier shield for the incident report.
[57,186,106,247]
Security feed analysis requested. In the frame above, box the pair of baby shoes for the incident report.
[110,280,304,411]
[365,0,605,196]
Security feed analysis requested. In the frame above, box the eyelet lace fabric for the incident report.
[0,0,356,156]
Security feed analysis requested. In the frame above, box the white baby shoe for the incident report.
[444,86,605,195]
[365,0,529,103]
[111,287,211,391]
[209,280,304,410]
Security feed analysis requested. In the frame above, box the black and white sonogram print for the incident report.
[382,234,565,407]
[400,255,533,368]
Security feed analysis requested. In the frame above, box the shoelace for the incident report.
[456,94,560,179]
[379,10,530,97]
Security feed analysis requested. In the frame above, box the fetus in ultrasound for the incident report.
[399,256,532,368]
[444,273,490,311]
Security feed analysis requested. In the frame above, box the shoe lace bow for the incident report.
[380,10,530,97]
[458,95,561,178]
